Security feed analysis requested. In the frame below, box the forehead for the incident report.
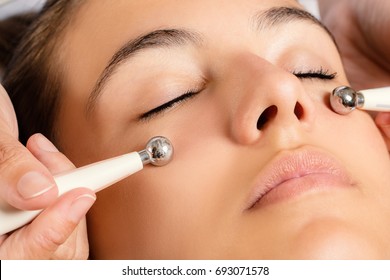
[60,0,319,102]
[74,0,302,34]
[65,0,304,51]
[69,1,293,41]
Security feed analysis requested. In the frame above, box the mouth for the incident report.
[246,147,355,210]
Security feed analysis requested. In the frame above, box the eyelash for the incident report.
[292,67,337,80]
[139,68,337,121]
[139,89,201,121]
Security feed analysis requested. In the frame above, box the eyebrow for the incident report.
[85,29,201,115]
[253,6,334,39]
[85,6,334,115]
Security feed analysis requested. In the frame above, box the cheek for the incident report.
[86,92,390,259]
[87,134,242,258]
[322,111,390,195]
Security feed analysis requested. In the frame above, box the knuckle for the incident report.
[74,248,89,260]
[0,141,29,171]
[55,244,88,260]
[32,225,70,254]
[71,234,89,260]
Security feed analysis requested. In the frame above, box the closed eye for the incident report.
[139,67,336,121]
[293,67,337,80]
[139,89,201,121]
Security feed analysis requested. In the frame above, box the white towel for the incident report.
[0,0,44,20]
[299,0,320,19]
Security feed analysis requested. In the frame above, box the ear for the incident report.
[375,112,390,152]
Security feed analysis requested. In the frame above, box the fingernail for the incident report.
[67,194,96,223]
[17,171,55,199]
[35,133,59,153]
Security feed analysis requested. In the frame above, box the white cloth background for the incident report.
[0,0,44,19]
[299,0,320,18]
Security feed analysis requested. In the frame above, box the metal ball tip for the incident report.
[143,136,174,166]
[330,86,357,115]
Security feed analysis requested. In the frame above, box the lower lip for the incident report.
[253,173,351,208]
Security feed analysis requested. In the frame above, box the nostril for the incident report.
[294,102,304,120]
[257,105,277,130]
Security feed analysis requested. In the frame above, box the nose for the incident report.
[227,54,316,145]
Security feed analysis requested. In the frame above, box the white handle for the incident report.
[360,87,390,112]
[0,152,143,235]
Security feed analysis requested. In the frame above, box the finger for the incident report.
[375,112,390,138]
[0,131,58,211]
[51,217,89,260]
[0,84,18,136]
[27,134,92,259]
[26,133,75,175]
[375,113,390,151]
[0,188,95,259]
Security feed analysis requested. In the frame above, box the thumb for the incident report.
[375,112,390,138]
[0,85,57,210]
[0,188,95,259]
[0,84,18,136]
[375,112,390,151]
[0,129,58,210]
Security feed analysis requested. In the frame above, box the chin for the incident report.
[288,217,390,259]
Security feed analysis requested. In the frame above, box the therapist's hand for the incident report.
[0,84,96,259]
[318,0,390,90]
[318,0,390,150]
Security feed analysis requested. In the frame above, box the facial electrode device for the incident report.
[330,86,390,115]
[0,136,173,235]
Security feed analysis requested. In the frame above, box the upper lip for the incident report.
[246,147,354,209]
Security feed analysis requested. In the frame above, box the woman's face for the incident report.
[57,0,390,259]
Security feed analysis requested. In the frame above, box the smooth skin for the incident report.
[54,0,390,259]
[318,0,390,148]
[0,84,96,259]
[0,0,389,259]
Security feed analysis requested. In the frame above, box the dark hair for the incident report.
[0,0,83,145]
[0,12,35,72]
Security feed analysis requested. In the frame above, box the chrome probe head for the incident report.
[330,86,364,115]
[139,136,174,166]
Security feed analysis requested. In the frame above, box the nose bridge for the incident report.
[227,53,315,145]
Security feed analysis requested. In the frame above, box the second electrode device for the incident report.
[330,86,390,114]
[2,85,389,235]
[0,136,173,235]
